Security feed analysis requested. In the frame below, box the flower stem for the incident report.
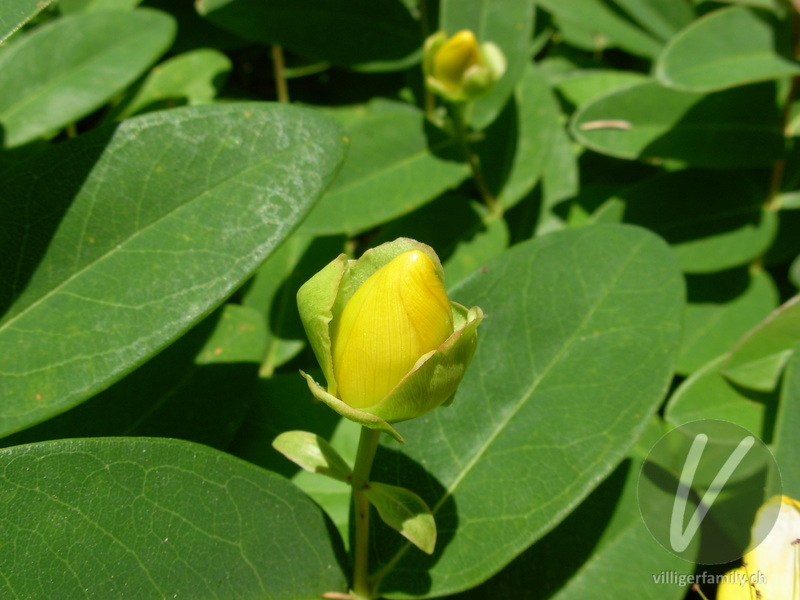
[351,427,381,600]
[272,44,290,104]
[451,103,502,217]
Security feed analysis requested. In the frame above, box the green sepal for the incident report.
[300,371,405,443]
[364,481,436,555]
[296,253,347,396]
[422,31,447,80]
[364,303,484,423]
[272,430,352,483]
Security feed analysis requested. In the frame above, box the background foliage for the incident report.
[1,0,799,598]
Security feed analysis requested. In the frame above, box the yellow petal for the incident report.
[332,250,454,409]
[741,495,800,600]
[432,30,481,91]
[717,568,754,600]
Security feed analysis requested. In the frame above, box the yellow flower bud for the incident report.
[423,29,506,103]
[432,30,482,93]
[717,495,800,600]
[296,238,484,442]
[332,250,454,409]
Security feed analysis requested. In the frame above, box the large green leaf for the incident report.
[679,270,778,374]
[722,294,800,391]
[58,0,143,12]
[770,344,800,498]
[555,70,648,109]
[0,9,175,148]
[369,224,684,598]
[196,0,420,71]
[440,0,535,130]
[0,0,55,42]
[299,101,469,236]
[0,304,266,450]
[656,6,800,92]
[571,80,785,168]
[0,103,346,438]
[538,0,663,58]
[0,438,347,598]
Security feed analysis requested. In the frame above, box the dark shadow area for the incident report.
[640,83,782,168]
[1,307,258,451]
[618,168,770,247]
[373,194,499,265]
[367,444,458,597]
[685,267,752,304]
[226,370,342,480]
[0,123,116,321]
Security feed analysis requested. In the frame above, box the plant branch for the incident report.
[351,427,381,600]
[451,103,502,217]
[272,44,290,104]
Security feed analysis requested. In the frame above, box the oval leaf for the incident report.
[371,224,684,597]
[0,103,347,437]
[0,438,347,598]
[722,294,800,391]
[366,481,436,555]
[273,430,353,483]
[0,9,176,148]
[571,80,784,168]
[0,0,55,42]
[656,7,800,93]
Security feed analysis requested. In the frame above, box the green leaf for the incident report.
[0,0,55,42]
[679,270,779,374]
[110,48,232,120]
[656,7,800,93]
[449,421,695,600]
[617,169,777,273]
[0,9,176,148]
[0,304,265,450]
[370,224,684,598]
[196,0,420,71]
[488,63,563,209]
[770,344,800,498]
[366,481,436,555]
[571,80,785,168]
[665,355,771,435]
[722,294,800,391]
[555,70,648,109]
[273,430,353,483]
[299,101,469,236]
[0,438,347,598]
[58,0,143,12]
[538,0,663,58]
[0,103,347,438]
[440,0,535,130]
[612,0,695,42]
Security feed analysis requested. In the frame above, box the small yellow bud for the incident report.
[432,30,481,93]
[332,250,454,409]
